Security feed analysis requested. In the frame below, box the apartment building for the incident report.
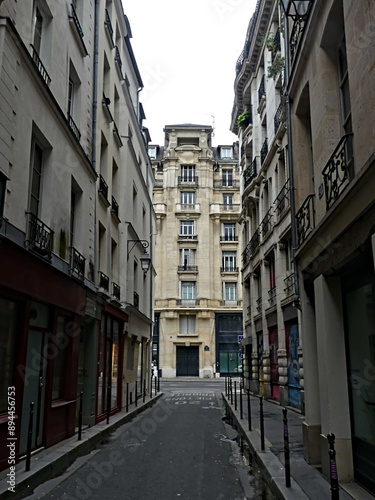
[233,0,375,494]
[0,0,154,471]
[151,125,243,378]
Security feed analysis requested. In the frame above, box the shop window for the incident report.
[0,298,17,413]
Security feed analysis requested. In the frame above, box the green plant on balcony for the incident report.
[264,33,277,52]
[237,111,250,129]
[267,53,285,80]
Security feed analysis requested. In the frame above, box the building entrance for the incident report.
[176,346,199,376]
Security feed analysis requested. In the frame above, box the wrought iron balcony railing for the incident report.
[178,176,198,186]
[271,27,281,63]
[178,265,198,273]
[322,133,354,211]
[111,196,119,219]
[30,45,51,86]
[261,207,273,239]
[250,227,261,255]
[112,282,120,300]
[275,179,290,218]
[256,297,262,313]
[104,9,114,42]
[235,0,261,75]
[220,235,238,242]
[26,212,54,259]
[284,272,295,296]
[258,75,265,105]
[221,266,239,273]
[296,194,315,247]
[244,157,258,189]
[134,291,139,309]
[99,271,109,291]
[260,137,268,165]
[289,3,314,65]
[70,3,84,39]
[274,100,283,133]
[67,113,81,141]
[268,287,276,306]
[114,46,123,76]
[70,246,85,280]
[98,174,109,200]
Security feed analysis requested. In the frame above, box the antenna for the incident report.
[204,113,215,137]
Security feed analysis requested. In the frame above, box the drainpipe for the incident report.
[92,0,99,281]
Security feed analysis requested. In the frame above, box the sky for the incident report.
[122,0,258,147]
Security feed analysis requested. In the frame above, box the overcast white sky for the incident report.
[122,0,258,147]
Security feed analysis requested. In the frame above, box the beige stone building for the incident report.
[151,124,243,378]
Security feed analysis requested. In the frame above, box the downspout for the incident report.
[92,0,99,280]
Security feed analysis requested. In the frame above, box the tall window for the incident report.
[222,169,233,186]
[29,139,43,216]
[180,220,194,236]
[33,7,43,54]
[224,283,237,301]
[180,248,196,267]
[223,194,233,206]
[67,79,74,116]
[223,223,236,241]
[180,165,195,182]
[180,192,195,205]
[181,281,196,300]
[179,315,196,335]
[222,251,237,271]
[338,35,352,135]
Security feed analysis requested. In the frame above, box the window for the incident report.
[180,248,196,267]
[67,79,74,116]
[52,316,68,400]
[268,252,276,290]
[221,147,233,159]
[180,220,194,236]
[222,169,233,186]
[223,223,236,241]
[29,139,43,216]
[33,7,43,54]
[180,165,195,182]
[181,281,196,300]
[0,298,16,413]
[178,137,199,146]
[179,315,196,335]
[222,251,237,271]
[0,172,7,219]
[180,192,195,205]
[148,146,157,159]
[224,283,237,301]
[223,194,234,206]
[338,35,352,134]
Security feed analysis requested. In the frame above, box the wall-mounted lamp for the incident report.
[279,0,314,19]
[127,239,151,273]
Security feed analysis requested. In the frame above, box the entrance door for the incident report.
[176,346,199,376]
[20,330,47,455]
[269,327,279,400]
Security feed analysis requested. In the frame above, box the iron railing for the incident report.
[178,265,198,272]
[221,266,239,273]
[256,297,262,313]
[244,157,258,189]
[67,113,81,141]
[178,176,198,186]
[114,46,122,74]
[261,207,273,238]
[26,212,54,259]
[98,174,109,200]
[296,194,315,247]
[268,287,276,306]
[178,234,198,241]
[258,75,265,105]
[284,272,295,296]
[274,100,283,132]
[111,196,119,219]
[260,137,268,165]
[70,3,84,39]
[99,271,109,291]
[112,282,120,300]
[275,179,290,218]
[70,247,85,280]
[220,235,238,242]
[30,45,51,86]
[235,0,261,75]
[104,9,114,41]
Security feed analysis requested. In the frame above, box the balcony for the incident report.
[104,9,114,46]
[178,234,198,242]
[26,212,54,260]
[178,176,198,186]
[178,265,198,273]
[134,291,139,309]
[296,194,315,247]
[70,246,85,280]
[256,297,262,314]
[67,113,81,142]
[260,138,268,165]
[111,196,120,221]
[113,121,123,147]
[221,300,240,307]
[261,207,273,239]
[221,266,239,273]
[98,174,110,206]
[68,4,88,56]
[114,46,123,78]
[244,157,258,189]
[210,204,240,216]
[99,271,109,291]
[322,134,354,211]
[213,180,240,189]
[112,282,121,301]
[102,94,114,122]
[30,45,51,86]
[175,203,201,214]
[268,287,276,306]
[274,101,284,133]
[176,299,199,307]
[275,180,290,220]
[220,235,238,242]
[284,272,295,296]
[258,75,265,105]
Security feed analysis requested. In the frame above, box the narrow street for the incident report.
[26,380,275,500]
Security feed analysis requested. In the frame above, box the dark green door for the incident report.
[176,346,199,376]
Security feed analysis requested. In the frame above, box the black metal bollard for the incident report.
[150,373,153,400]
[25,402,35,471]
[126,383,129,412]
[143,379,146,403]
[239,382,243,419]
[234,381,237,411]
[327,433,340,499]
[260,396,265,451]
[247,389,252,431]
[158,374,160,392]
[78,391,83,441]
[135,381,138,407]
[282,408,291,487]
[154,375,157,396]
[230,378,233,405]
[106,384,111,424]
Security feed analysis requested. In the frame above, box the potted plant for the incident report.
[237,111,250,129]
[267,54,285,80]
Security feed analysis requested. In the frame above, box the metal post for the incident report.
[150,372,153,399]
[327,433,340,499]
[25,402,35,471]
[230,378,233,405]
[283,408,291,487]
[247,389,252,431]
[106,384,111,424]
[135,381,138,408]
[239,382,243,419]
[143,379,146,403]
[158,373,160,392]
[260,396,265,451]
[78,391,83,441]
[154,374,157,395]
[234,381,237,411]
[126,383,129,412]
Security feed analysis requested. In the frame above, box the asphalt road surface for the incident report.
[27,379,275,500]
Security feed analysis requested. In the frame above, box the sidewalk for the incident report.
[222,388,374,500]
[0,393,162,500]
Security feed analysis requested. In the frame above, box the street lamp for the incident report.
[127,239,151,273]
[279,0,314,19]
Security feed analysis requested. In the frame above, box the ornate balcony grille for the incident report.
[114,46,122,74]
[98,174,109,200]
[220,235,238,242]
[178,265,198,273]
[256,297,262,313]
[275,179,290,218]
[322,134,354,211]
[99,271,109,291]
[30,45,51,86]
[111,196,119,219]
[70,3,84,39]
[242,241,251,267]
[70,247,85,280]
[67,113,81,141]
[112,282,121,300]
[104,9,114,41]
[296,194,315,247]
[244,157,258,189]
[258,75,265,105]
[134,291,139,309]
[289,4,314,65]
[260,137,268,165]
[26,212,54,259]
[284,272,295,296]
[261,207,273,238]
[250,227,261,255]
[268,287,276,306]
[221,266,239,273]
[274,100,283,132]
[235,0,261,75]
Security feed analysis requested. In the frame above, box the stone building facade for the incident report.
[151,124,243,378]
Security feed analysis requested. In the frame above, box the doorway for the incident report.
[176,346,199,376]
